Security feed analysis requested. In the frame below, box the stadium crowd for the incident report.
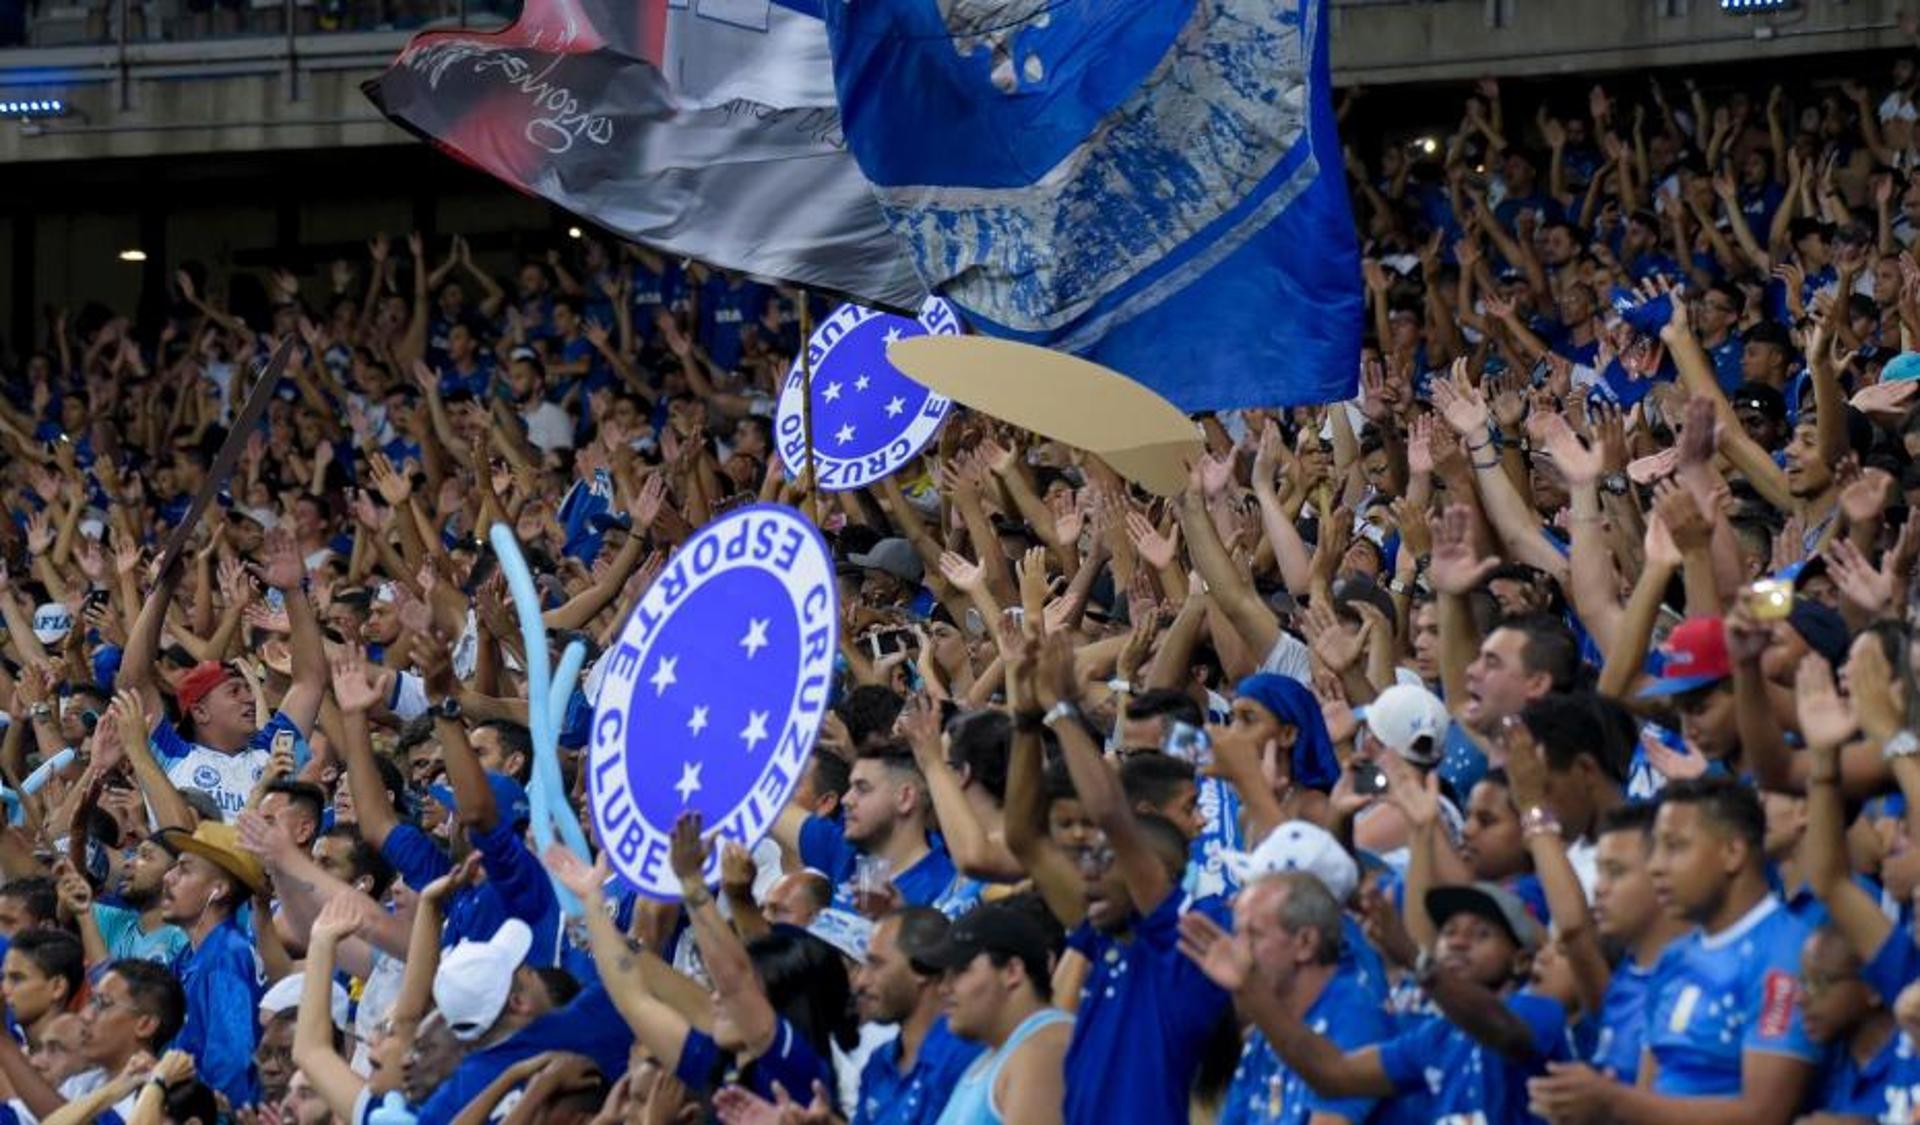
[7,48,1920,1125]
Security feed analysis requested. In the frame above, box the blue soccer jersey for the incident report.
[1644,895,1819,1096]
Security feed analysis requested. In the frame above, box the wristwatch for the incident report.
[1601,472,1629,496]
[27,703,52,722]
[1883,730,1920,762]
[1042,700,1080,728]
[433,696,463,721]
[1105,678,1132,696]
[1521,805,1563,840]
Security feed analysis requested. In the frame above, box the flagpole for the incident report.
[797,296,822,525]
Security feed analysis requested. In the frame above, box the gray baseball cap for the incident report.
[1424,881,1543,953]
[847,538,923,585]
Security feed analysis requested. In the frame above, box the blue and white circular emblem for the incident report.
[774,298,961,492]
[587,503,839,899]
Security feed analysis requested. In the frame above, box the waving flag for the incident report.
[364,0,923,308]
[810,0,1364,411]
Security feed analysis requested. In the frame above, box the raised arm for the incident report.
[330,647,400,849]
[1175,454,1281,660]
[999,629,1087,928]
[668,815,778,1054]
[293,897,376,1122]
[1179,911,1396,1099]
[899,695,1024,882]
[257,528,325,735]
[544,847,694,1070]
[1035,633,1171,916]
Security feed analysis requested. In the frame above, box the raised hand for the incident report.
[1839,467,1897,528]
[1176,910,1253,993]
[1125,512,1181,572]
[1381,752,1441,831]
[1406,414,1436,475]
[1530,411,1602,486]
[938,552,986,595]
[1301,599,1368,674]
[1642,511,1681,568]
[423,852,484,905]
[1651,480,1710,554]
[53,859,93,919]
[329,646,382,714]
[1795,657,1859,755]
[254,528,305,592]
[1432,358,1491,438]
[1426,504,1498,595]
[1823,538,1894,619]
[668,811,713,891]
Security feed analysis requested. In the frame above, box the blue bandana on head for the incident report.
[1233,673,1340,793]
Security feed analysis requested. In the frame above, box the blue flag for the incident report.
[797,0,1363,411]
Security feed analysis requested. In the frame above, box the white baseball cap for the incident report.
[1355,683,1451,766]
[259,972,351,1032]
[1220,820,1358,904]
[433,919,533,1040]
[807,908,874,965]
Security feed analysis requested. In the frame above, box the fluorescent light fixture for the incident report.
[1720,0,1791,10]
[0,99,67,118]
[119,249,147,262]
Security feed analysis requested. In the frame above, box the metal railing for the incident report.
[9,0,510,48]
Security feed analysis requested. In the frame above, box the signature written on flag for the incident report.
[401,39,615,155]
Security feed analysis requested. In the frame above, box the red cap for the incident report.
[176,661,237,714]
[1639,617,1731,699]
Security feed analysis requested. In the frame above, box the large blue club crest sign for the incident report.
[775,297,961,491]
[588,504,839,898]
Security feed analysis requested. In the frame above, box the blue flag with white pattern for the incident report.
[785,0,1363,411]
[588,504,838,899]
[774,298,959,492]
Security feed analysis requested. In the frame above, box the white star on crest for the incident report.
[822,381,843,403]
[649,655,678,696]
[687,705,710,737]
[884,328,903,345]
[740,618,770,659]
[674,760,702,803]
[884,396,906,418]
[835,423,856,445]
[854,374,871,392]
[740,710,770,751]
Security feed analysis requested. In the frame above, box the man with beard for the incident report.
[776,745,960,914]
[850,908,982,1125]
[60,837,188,968]
[919,901,1071,1125]
[156,821,270,1108]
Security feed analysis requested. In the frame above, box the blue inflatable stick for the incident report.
[487,524,594,917]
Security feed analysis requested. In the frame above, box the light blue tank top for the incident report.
[932,1008,1072,1125]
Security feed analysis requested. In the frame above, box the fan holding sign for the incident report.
[775,297,961,492]
[588,503,839,899]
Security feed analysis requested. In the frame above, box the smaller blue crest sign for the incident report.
[775,297,961,492]
[588,503,839,898]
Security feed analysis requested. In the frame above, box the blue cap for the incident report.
[1883,352,1920,383]
[428,772,531,828]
